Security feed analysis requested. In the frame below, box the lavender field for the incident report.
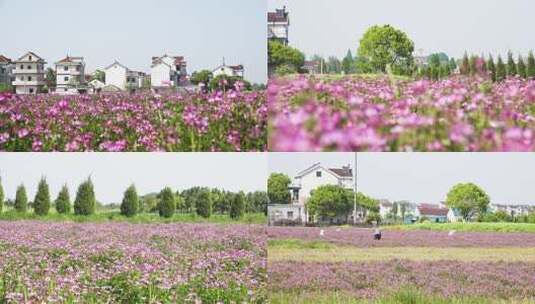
[268,226,535,303]
[268,75,535,152]
[0,221,267,303]
[0,87,266,152]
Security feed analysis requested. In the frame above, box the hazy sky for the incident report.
[358,153,535,205]
[269,0,535,59]
[0,153,267,203]
[0,0,267,83]
[268,152,355,179]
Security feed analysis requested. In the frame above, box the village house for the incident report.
[104,61,146,92]
[414,204,449,223]
[150,55,187,92]
[0,55,14,87]
[55,56,86,94]
[212,61,244,79]
[302,60,322,75]
[490,203,534,217]
[12,51,46,94]
[379,200,393,219]
[88,79,105,94]
[268,162,355,226]
[268,7,290,45]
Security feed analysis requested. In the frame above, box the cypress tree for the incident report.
[33,177,51,216]
[496,56,506,82]
[74,177,96,215]
[527,51,535,78]
[55,184,71,214]
[0,177,4,214]
[195,189,212,218]
[507,51,517,76]
[158,187,175,218]
[460,52,470,75]
[517,55,527,79]
[14,184,28,213]
[487,55,496,82]
[230,192,245,220]
[120,184,139,217]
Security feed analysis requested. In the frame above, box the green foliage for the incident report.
[506,51,517,76]
[194,188,212,218]
[275,64,298,76]
[517,55,527,79]
[190,70,213,86]
[487,55,496,82]
[356,192,380,212]
[0,83,12,93]
[307,185,352,218]
[366,212,382,224]
[92,70,105,82]
[326,56,342,74]
[246,191,269,214]
[460,52,470,75]
[0,177,3,214]
[209,75,250,91]
[33,177,51,216]
[528,51,535,78]
[74,178,96,215]
[157,187,176,218]
[230,192,245,220]
[268,40,305,72]
[267,173,291,204]
[445,183,490,221]
[341,49,355,74]
[357,25,415,75]
[496,56,506,82]
[55,184,71,214]
[14,184,28,213]
[120,184,139,217]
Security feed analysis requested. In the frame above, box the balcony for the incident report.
[12,80,46,86]
[12,69,44,75]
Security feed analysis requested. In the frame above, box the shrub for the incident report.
[230,193,245,220]
[365,212,381,225]
[120,184,139,217]
[74,178,96,215]
[33,177,51,216]
[14,184,28,213]
[158,187,175,218]
[55,184,71,214]
[195,189,212,218]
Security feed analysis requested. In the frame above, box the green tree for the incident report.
[14,184,28,213]
[190,70,213,86]
[460,52,470,75]
[268,40,305,72]
[158,187,176,218]
[33,177,51,216]
[55,184,71,214]
[445,183,490,221]
[0,177,4,214]
[517,55,527,79]
[194,188,212,218]
[507,51,517,77]
[527,51,535,78]
[448,58,457,72]
[120,184,139,217]
[496,56,506,82]
[357,25,415,75]
[341,49,355,74]
[327,56,342,74]
[74,178,96,215]
[307,185,352,219]
[487,55,496,82]
[92,70,105,82]
[45,67,56,91]
[230,192,245,220]
[267,173,291,204]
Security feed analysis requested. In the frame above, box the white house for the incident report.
[55,56,86,94]
[0,55,14,87]
[88,79,105,94]
[212,62,244,79]
[379,200,393,218]
[415,204,449,223]
[104,61,145,92]
[490,204,534,217]
[267,204,306,226]
[268,7,290,45]
[12,51,46,94]
[150,55,187,91]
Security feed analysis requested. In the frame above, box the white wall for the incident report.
[151,64,171,87]
[297,167,340,206]
[105,64,127,90]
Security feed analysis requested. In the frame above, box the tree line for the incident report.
[0,177,267,220]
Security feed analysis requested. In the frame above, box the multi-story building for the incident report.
[12,51,46,94]
[212,60,244,78]
[0,55,14,87]
[104,61,146,92]
[150,55,187,91]
[268,7,290,45]
[55,56,86,94]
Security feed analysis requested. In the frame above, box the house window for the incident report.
[76,66,81,71]
[27,76,32,81]
[64,66,68,71]
[64,77,69,81]
[0,68,4,74]
[29,88,34,93]
[29,55,32,60]
[316,171,322,177]
[287,211,294,219]
[27,65,32,69]
[20,65,24,69]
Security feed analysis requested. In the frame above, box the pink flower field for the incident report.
[0,88,266,152]
[268,75,535,152]
[0,221,267,303]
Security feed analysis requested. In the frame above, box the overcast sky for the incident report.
[0,153,267,203]
[0,0,267,83]
[358,153,535,205]
[269,0,535,60]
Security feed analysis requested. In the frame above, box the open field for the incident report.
[268,75,535,152]
[0,89,266,152]
[268,226,535,303]
[386,222,535,233]
[0,221,267,303]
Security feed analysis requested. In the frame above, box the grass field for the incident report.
[386,222,535,233]
[0,209,267,225]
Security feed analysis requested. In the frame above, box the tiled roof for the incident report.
[268,8,289,23]
[0,55,11,63]
[329,167,352,177]
[418,204,448,216]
